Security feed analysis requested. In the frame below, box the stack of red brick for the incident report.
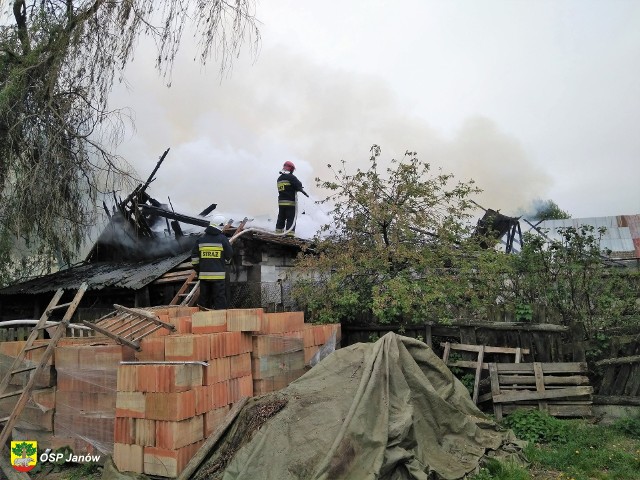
[0,307,340,478]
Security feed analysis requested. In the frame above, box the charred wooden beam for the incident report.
[140,205,210,227]
[199,203,218,216]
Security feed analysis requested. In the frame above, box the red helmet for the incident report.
[283,161,296,172]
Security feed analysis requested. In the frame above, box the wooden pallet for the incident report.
[487,361,593,421]
[441,342,529,404]
[0,283,88,448]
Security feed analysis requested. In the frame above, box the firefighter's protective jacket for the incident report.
[191,225,233,280]
[277,172,304,206]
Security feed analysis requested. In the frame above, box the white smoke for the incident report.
[110,44,554,239]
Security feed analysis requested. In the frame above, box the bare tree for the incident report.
[0,0,259,276]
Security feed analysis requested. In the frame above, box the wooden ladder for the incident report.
[171,270,199,306]
[82,304,176,351]
[0,283,88,448]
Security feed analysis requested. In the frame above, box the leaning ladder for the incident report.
[0,283,88,447]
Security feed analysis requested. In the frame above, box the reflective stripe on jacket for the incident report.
[277,172,303,205]
[191,226,233,281]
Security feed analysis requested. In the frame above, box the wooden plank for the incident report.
[623,364,640,396]
[494,362,588,374]
[498,375,590,386]
[113,305,176,331]
[176,396,248,480]
[610,364,631,396]
[442,342,451,364]
[533,362,548,412]
[424,324,432,349]
[82,321,140,351]
[159,270,193,280]
[460,325,478,352]
[472,345,484,404]
[170,271,198,306]
[440,343,530,355]
[596,355,640,367]
[489,363,503,421]
[592,395,640,406]
[532,332,549,362]
[502,403,592,417]
[515,347,522,363]
[492,386,593,403]
[448,360,489,370]
[598,365,617,395]
[152,273,193,285]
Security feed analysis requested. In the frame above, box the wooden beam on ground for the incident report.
[177,396,249,480]
[492,386,593,404]
[592,395,640,406]
[595,355,640,367]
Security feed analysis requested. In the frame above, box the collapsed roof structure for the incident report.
[0,150,309,321]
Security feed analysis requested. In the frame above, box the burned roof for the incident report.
[237,230,310,248]
[0,255,189,295]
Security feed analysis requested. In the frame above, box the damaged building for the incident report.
[0,157,309,324]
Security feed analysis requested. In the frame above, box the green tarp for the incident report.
[197,332,523,480]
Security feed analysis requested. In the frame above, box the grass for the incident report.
[470,411,640,480]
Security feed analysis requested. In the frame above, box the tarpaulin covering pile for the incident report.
[195,332,524,480]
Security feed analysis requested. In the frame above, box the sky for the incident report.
[110,0,640,238]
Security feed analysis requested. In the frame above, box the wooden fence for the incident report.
[342,321,575,362]
[342,322,640,405]
[0,324,94,342]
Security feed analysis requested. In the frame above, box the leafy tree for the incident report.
[0,0,259,277]
[291,145,503,324]
[529,199,571,221]
[503,225,639,336]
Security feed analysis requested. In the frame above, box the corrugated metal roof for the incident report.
[534,214,640,256]
[0,255,189,295]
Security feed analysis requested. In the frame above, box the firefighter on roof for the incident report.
[276,161,308,236]
[191,215,233,309]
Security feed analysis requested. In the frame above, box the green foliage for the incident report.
[502,409,569,444]
[471,459,530,480]
[527,199,571,221]
[502,225,639,336]
[612,412,640,440]
[290,146,637,335]
[68,462,101,480]
[446,353,476,395]
[291,145,490,324]
[525,419,640,479]
[0,0,259,271]
[585,331,609,364]
[514,303,533,322]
